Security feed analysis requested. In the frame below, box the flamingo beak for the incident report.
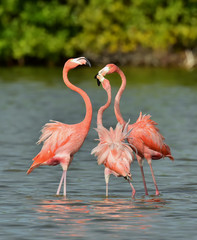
[124,174,132,181]
[72,57,91,67]
[94,74,101,86]
[84,57,91,67]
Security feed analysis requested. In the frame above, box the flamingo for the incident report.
[91,74,135,198]
[27,57,92,196]
[97,64,174,196]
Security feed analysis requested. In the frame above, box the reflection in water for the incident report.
[35,197,167,237]
[90,197,166,231]
[36,199,91,238]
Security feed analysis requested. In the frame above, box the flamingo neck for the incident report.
[63,68,92,128]
[114,67,126,125]
[97,87,111,127]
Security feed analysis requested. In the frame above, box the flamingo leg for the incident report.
[106,182,108,198]
[140,166,149,196]
[128,180,136,198]
[137,155,149,195]
[104,168,110,198]
[148,162,160,195]
[56,170,67,196]
[63,170,67,196]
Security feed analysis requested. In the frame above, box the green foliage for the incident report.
[0,0,196,65]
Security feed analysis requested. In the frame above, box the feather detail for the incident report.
[136,112,158,127]
[128,113,173,159]
[91,122,134,177]
[27,121,74,174]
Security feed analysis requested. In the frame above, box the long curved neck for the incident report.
[114,67,126,125]
[63,68,92,127]
[97,87,111,127]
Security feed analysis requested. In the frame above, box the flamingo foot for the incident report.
[145,189,149,196]
[155,190,160,196]
[148,162,160,197]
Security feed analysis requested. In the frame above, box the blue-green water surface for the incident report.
[0,66,197,240]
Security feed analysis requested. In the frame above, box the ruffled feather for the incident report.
[91,121,134,176]
[27,120,74,174]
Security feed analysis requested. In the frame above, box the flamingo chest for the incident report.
[66,129,88,155]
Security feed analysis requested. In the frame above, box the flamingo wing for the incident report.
[129,112,173,159]
[27,121,74,174]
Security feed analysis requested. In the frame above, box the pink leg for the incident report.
[148,162,160,195]
[140,166,149,196]
[56,170,67,196]
[137,155,148,195]
[128,181,136,198]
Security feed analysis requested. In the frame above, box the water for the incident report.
[0,66,197,240]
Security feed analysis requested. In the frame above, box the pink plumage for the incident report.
[27,57,92,196]
[92,123,134,176]
[27,121,78,173]
[92,76,135,197]
[97,64,174,196]
[128,112,174,160]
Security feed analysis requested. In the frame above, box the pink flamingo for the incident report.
[97,64,174,196]
[27,57,92,196]
[91,74,135,197]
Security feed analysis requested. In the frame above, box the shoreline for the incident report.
[1,50,196,69]
[87,49,197,70]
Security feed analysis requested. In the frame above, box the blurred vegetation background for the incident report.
[0,0,197,67]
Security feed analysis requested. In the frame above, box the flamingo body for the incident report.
[92,123,134,178]
[128,112,173,162]
[27,57,92,196]
[91,76,135,197]
[27,121,90,173]
[97,64,174,195]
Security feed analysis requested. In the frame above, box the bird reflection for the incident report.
[37,199,90,217]
[35,197,167,236]
[36,199,91,237]
[90,197,166,231]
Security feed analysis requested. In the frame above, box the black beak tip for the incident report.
[97,79,101,86]
[94,74,101,86]
[85,58,91,67]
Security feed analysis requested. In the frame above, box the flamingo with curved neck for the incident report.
[91,74,135,198]
[97,64,174,196]
[27,57,92,196]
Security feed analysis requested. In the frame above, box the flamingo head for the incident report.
[124,173,132,181]
[98,63,117,76]
[95,74,111,92]
[64,57,91,70]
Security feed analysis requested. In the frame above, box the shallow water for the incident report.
[0,66,197,240]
